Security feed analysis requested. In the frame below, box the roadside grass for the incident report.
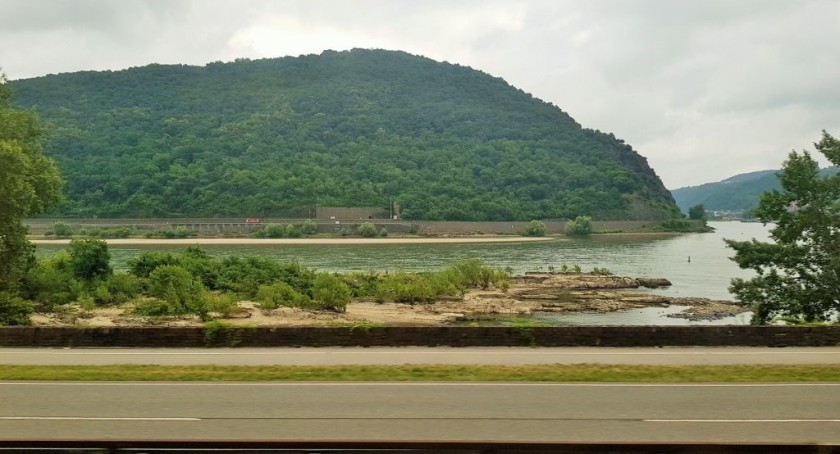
[1,364,839,382]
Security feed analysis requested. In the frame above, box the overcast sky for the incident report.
[2,0,839,189]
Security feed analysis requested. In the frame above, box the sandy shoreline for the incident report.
[30,236,557,246]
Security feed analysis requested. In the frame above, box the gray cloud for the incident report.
[1,0,838,188]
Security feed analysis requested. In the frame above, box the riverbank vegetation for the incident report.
[3,240,512,325]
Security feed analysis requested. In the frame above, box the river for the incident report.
[34,221,771,325]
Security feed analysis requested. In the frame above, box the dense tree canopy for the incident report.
[0,71,63,290]
[9,49,679,221]
[725,131,840,324]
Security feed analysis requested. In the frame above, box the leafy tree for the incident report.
[0,71,62,291]
[524,220,546,236]
[564,216,593,236]
[688,204,706,220]
[68,239,112,281]
[725,131,840,324]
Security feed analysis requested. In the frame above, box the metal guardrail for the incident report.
[0,440,838,453]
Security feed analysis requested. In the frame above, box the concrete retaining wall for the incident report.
[1,326,838,348]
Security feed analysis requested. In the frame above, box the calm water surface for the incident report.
[35,221,771,325]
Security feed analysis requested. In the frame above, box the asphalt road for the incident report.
[1,346,840,366]
[0,382,839,443]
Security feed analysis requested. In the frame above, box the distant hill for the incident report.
[671,168,838,214]
[9,49,679,220]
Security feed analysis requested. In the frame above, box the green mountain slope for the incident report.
[671,168,838,213]
[9,49,679,220]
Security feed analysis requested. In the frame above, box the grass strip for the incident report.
[0,364,839,382]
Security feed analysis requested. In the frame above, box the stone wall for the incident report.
[1,326,838,348]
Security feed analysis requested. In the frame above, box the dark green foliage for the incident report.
[356,222,378,237]
[79,226,134,238]
[688,204,706,220]
[145,265,208,319]
[0,76,62,293]
[524,220,546,236]
[564,216,593,236]
[53,222,73,237]
[68,239,112,281]
[311,273,351,312]
[9,49,679,221]
[0,292,34,326]
[21,252,81,310]
[100,272,141,305]
[375,259,509,303]
[254,224,289,238]
[257,282,308,311]
[300,219,318,235]
[726,131,840,324]
[658,219,693,232]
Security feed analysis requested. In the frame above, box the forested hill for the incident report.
[671,167,839,214]
[10,49,679,220]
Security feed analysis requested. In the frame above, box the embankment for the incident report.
[1,326,838,348]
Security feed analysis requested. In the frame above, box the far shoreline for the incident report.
[30,236,558,246]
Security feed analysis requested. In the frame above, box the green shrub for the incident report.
[21,253,82,311]
[206,293,239,318]
[311,273,351,312]
[300,219,318,235]
[255,224,287,238]
[658,219,693,232]
[147,265,209,319]
[128,251,180,278]
[451,259,509,290]
[524,220,546,237]
[376,271,439,304]
[0,292,34,326]
[356,222,379,238]
[257,282,309,311]
[53,222,74,237]
[342,271,382,298]
[105,272,140,304]
[564,216,593,236]
[133,297,179,317]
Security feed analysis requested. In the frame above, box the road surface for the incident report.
[0,381,838,443]
[1,346,839,366]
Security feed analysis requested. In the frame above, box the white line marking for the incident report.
[0,416,200,421]
[647,419,840,423]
